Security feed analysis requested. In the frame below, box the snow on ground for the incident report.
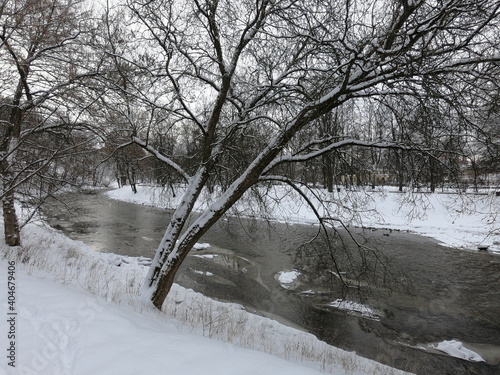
[0,222,413,375]
[107,185,500,254]
[2,261,330,375]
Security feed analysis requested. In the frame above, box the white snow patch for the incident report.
[194,270,214,276]
[192,254,217,259]
[277,270,301,289]
[193,242,211,250]
[117,255,152,267]
[278,270,300,284]
[432,340,485,362]
[328,299,380,320]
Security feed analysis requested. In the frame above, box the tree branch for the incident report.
[131,136,191,182]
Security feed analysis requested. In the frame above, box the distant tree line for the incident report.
[98,93,500,194]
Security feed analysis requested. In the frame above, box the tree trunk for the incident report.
[147,204,229,309]
[143,170,212,307]
[0,142,21,247]
[0,157,21,246]
[1,91,23,246]
[323,153,334,193]
[150,240,190,309]
[429,157,436,193]
[1,188,20,246]
[397,151,404,192]
[145,160,262,309]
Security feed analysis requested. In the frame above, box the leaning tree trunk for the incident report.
[145,167,259,309]
[149,239,195,309]
[147,203,234,309]
[143,170,212,309]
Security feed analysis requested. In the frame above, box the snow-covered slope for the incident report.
[1,263,328,375]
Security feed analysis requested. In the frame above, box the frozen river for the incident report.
[42,189,500,375]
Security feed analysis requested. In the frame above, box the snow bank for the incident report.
[107,185,500,254]
[1,260,327,375]
[0,222,414,375]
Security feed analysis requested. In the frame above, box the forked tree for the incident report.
[104,0,500,309]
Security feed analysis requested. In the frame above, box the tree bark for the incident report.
[1,188,20,246]
[1,90,23,246]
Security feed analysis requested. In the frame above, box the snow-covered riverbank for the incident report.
[0,222,413,375]
[107,184,500,254]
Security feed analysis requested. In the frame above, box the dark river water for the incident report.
[41,189,500,375]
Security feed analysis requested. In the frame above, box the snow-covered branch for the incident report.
[131,136,190,182]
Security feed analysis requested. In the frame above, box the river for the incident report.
[41,189,500,375]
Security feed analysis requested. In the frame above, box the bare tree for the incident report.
[0,0,100,245]
[104,0,500,309]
